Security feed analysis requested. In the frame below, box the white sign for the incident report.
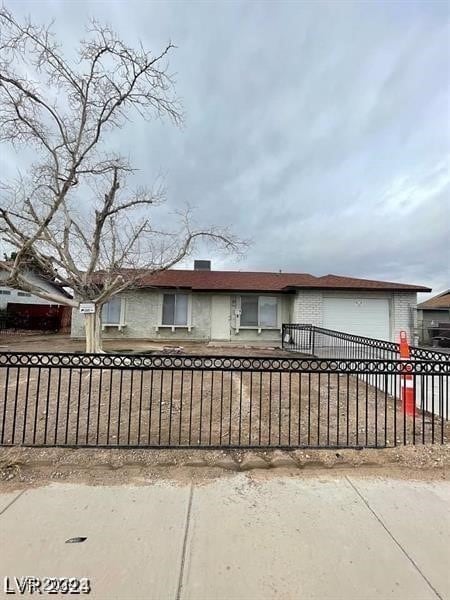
[79,302,96,314]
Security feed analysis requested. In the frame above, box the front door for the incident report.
[211,295,231,341]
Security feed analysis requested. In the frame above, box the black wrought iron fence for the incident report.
[282,324,450,362]
[0,351,448,449]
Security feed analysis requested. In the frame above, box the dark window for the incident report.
[162,293,188,325]
[240,296,258,326]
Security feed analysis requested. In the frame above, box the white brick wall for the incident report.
[292,290,323,325]
[391,291,418,345]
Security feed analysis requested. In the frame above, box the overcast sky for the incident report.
[1,0,449,298]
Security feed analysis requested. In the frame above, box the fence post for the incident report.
[399,330,415,416]
[311,326,315,356]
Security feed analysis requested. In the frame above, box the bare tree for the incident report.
[0,9,242,352]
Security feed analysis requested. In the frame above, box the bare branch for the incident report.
[0,9,244,352]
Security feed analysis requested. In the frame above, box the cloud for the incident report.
[1,0,448,298]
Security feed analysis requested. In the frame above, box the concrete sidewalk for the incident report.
[0,475,449,600]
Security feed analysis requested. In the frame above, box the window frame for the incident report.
[101,296,126,330]
[158,292,193,332]
[236,294,280,333]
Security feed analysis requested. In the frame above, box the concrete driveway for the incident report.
[0,474,449,600]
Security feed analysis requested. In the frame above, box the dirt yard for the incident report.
[0,333,289,355]
[1,362,448,450]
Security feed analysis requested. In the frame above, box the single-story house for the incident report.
[417,290,450,345]
[70,261,430,345]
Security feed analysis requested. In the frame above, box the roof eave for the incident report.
[135,283,429,293]
[288,285,431,293]
[417,305,450,311]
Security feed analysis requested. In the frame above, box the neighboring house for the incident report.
[0,262,70,308]
[71,261,430,344]
[0,285,61,310]
[0,262,72,331]
[0,286,36,309]
[417,290,450,345]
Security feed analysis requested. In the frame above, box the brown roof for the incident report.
[111,269,430,293]
[417,290,450,310]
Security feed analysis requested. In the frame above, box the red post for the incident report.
[399,331,415,416]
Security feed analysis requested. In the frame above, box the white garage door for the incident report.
[323,297,390,340]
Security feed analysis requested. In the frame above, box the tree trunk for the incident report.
[84,309,104,353]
